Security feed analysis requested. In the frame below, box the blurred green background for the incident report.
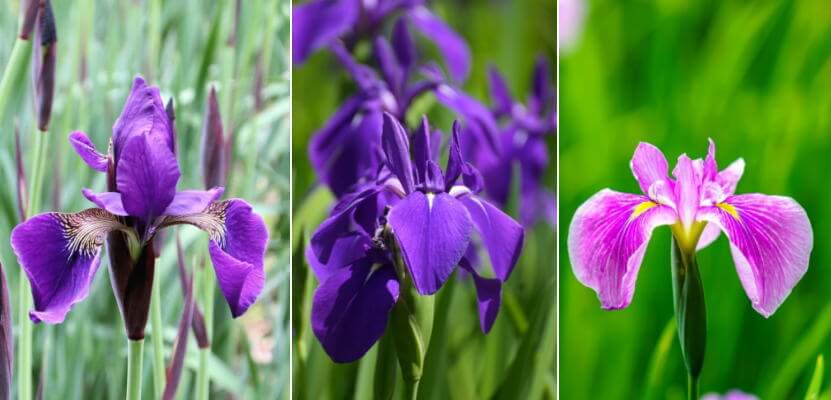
[291,0,555,399]
[0,0,289,398]
[560,0,831,399]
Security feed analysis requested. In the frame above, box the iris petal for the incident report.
[459,257,501,333]
[698,194,812,317]
[459,196,524,282]
[568,189,677,309]
[630,142,669,196]
[292,0,359,64]
[407,6,471,82]
[68,131,108,172]
[116,132,181,224]
[163,188,225,216]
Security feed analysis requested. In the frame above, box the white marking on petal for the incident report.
[448,185,472,198]
[427,193,435,210]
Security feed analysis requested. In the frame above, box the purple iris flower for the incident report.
[293,0,470,82]
[701,390,758,400]
[308,27,497,197]
[307,114,524,362]
[467,56,555,226]
[10,77,268,328]
[568,140,813,317]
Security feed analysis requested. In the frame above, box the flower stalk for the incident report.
[127,339,144,400]
[670,236,706,400]
[150,276,165,398]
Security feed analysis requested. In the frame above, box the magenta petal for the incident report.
[672,154,700,229]
[207,200,268,317]
[82,189,128,216]
[163,187,225,216]
[630,142,669,195]
[388,192,472,295]
[698,194,813,317]
[68,131,108,172]
[10,213,106,323]
[311,260,399,363]
[407,6,471,82]
[116,132,181,223]
[568,189,678,309]
[459,196,524,282]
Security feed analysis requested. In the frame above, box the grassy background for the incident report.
[0,0,290,398]
[291,0,555,399]
[560,0,831,399]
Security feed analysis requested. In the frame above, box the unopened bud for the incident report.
[201,86,227,188]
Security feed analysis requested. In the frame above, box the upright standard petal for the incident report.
[388,191,472,295]
[69,131,109,172]
[116,133,181,224]
[459,196,524,282]
[382,113,415,194]
[407,6,471,82]
[312,260,399,363]
[630,142,669,196]
[292,0,359,64]
[487,66,514,117]
[568,189,677,309]
[697,194,812,317]
[112,77,173,160]
[10,209,125,323]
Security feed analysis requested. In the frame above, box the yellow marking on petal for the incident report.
[630,201,657,220]
[717,202,740,221]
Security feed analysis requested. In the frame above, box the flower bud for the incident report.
[18,0,39,40]
[201,86,227,188]
[34,0,57,132]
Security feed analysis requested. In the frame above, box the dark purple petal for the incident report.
[424,160,445,192]
[698,194,812,317]
[205,200,268,317]
[374,37,403,95]
[412,116,431,184]
[392,17,416,70]
[568,190,678,309]
[407,6,471,82]
[434,85,500,154]
[112,77,174,161]
[487,66,514,116]
[81,189,128,216]
[529,56,554,115]
[305,232,373,282]
[292,0,360,64]
[11,210,124,323]
[163,188,225,216]
[388,191,472,295]
[459,257,501,333]
[311,185,383,263]
[69,131,109,172]
[459,196,524,282]
[381,113,415,194]
[116,132,181,223]
[312,260,399,363]
[462,162,484,194]
[444,121,464,190]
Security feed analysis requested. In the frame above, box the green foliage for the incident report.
[0,0,289,398]
[560,0,831,398]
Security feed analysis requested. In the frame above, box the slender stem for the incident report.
[688,374,699,400]
[0,38,33,125]
[127,339,145,400]
[150,279,165,398]
[196,256,214,400]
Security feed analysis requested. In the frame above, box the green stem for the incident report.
[196,256,215,400]
[671,237,706,395]
[127,339,144,400]
[150,279,165,398]
[688,374,699,400]
[0,38,33,125]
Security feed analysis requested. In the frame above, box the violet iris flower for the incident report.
[293,0,470,83]
[307,114,524,362]
[568,140,812,316]
[701,390,758,400]
[468,56,555,226]
[10,77,268,327]
[309,27,497,197]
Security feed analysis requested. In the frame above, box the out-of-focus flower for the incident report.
[558,0,586,53]
[11,77,268,338]
[568,140,812,316]
[472,57,555,226]
[32,0,57,131]
[293,0,471,82]
[701,390,759,400]
[307,114,524,362]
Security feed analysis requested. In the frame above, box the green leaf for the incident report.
[806,355,824,400]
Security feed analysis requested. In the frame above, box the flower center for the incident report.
[670,221,707,255]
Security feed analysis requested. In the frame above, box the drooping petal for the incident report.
[388,191,472,295]
[305,232,373,282]
[112,77,173,161]
[292,0,359,64]
[162,200,268,317]
[697,194,812,317]
[68,131,108,172]
[81,189,128,216]
[381,113,415,194]
[630,142,669,196]
[459,195,524,282]
[459,257,501,333]
[163,188,225,216]
[116,132,181,224]
[311,260,399,363]
[10,209,125,323]
[407,6,471,82]
[568,189,678,309]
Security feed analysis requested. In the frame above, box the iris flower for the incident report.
[10,77,268,332]
[469,56,555,226]
[309,27,496,197]
[293,0,470,83]
[701,390,758,400]
[307,114,524,362]
[568,140,812,317]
